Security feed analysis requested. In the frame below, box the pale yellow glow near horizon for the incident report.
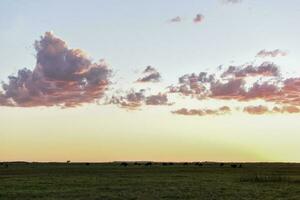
[0,105,299,163]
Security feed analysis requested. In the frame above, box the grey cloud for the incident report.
[137,66,161,83]
[193,14,204,23]
[0,32,111,107]
[256,49,287,58]
[172,106,231,116]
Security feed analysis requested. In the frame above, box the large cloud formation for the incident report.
[169,61,300,110]
[0,32,111,107]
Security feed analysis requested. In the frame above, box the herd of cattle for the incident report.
[119,162,242,168]
[1,162,243,168]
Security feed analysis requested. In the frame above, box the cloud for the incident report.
[109,90,170,109]
[172,106,231,116]
[137,66,161,83]
[243,105,269,115]
[222,0,242,4]
[145,93,170,105]
[143,66,157,73]
[244,105,300,115]
[193,14,204,23]
[245,82,280,100]
[221,62,280,78]
[210,78,245,99]
[169,61,300,108]
[256,49,287,58]
[169,16,182,23]
[273,106,300,113]
[109,89,146,109]
[0,32,111,107]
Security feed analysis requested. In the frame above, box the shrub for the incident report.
[231,164,237,168]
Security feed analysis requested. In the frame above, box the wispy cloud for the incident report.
[108,90,170,109]
[145,93,170,105]
[256,49,287,58]
[243,105,300,115]
[221,0,242,4]
[0,32,111,107]
[193,14,204,23]
[109,89,146,109]
[221,62,280,78]
[172,106,231,116]
[243,105,269,115]
[136,66,161,83]
[169,16,182,23]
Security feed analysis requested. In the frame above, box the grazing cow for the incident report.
[134,162,141,166]
[231,164,237,168]
[85,163,90,166]
[195,163,203,166]
[145,162,152,166]
[239,164,243,168]
[220,163,224,167]
[120,162,128,167]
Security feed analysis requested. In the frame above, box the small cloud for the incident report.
[243,105,269,115]
[137,66,161,83]
[145,93,170,105]
[109,89,146,110]
[273,106,300,113]
[193,14,204,23]
[222,0,242,4]
[221,62,280,78]
[256,49,287,58]
[172,106,231,116]
[143,66,157,73]
[169,16,182,23]
[108,91,171,109]
[244,105,300,115]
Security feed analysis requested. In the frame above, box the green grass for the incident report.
[0,162,299,200]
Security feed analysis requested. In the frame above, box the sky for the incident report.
[1,0,300,162]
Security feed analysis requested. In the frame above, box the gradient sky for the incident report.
[1,0,300,162]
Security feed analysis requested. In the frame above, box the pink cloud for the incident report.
[136,66,161,83]
[0,32,111,107]
[256,49,287,58]
[193,14,204,23]
[172,106,231,116]
[169,16,182,23]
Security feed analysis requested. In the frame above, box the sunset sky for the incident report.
[1,0,300,162]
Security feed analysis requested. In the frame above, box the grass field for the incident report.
[0,162,299,200]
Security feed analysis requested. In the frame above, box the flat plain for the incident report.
[0,162,299,200]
